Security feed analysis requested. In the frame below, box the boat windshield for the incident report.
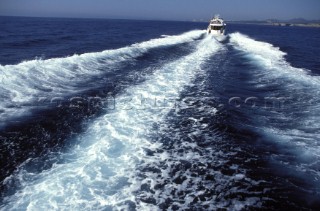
[211,20,221,24]
[211,26,224,30]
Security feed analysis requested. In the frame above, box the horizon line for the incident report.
[1,15,319,23]
[0,15,202,23]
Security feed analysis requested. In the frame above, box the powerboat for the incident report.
[207,15,226,36]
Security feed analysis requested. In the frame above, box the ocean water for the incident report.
[0,16,320,210]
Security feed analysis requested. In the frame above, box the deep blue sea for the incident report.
[0,16,320,210]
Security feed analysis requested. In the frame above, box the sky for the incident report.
[0,0,320,21]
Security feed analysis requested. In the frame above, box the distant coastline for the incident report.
[192,18,320,28]
[2,15,320,28]
[228,21,320,28]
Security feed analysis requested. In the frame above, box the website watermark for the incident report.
[33,95,291,112]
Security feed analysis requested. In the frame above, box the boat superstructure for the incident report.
[207,15,226,35]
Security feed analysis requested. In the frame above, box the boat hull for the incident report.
[207,28,225,35]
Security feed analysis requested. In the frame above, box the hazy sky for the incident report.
[0,0,320,21]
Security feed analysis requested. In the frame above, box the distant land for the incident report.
[193,18,320,28]
[1,15,319,28]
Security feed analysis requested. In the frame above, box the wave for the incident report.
[1,34,222,210]
[0,30,204,127]
[229,32,320,87]
[228,32,320,190]
[229,32,320,146]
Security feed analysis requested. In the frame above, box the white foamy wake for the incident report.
[0,30,204,126]
[1,35,221,210]
[229,32,320,182]
[229,32,320,87]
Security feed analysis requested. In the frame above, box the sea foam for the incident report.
[1,34,221,210]
[0,30,205,127]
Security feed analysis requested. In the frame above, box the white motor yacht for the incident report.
[207,15,226,36]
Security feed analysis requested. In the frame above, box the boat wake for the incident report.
[1,34,222,210]
[0,30,204,128]
[228,32,320,200]
[1,28,319,210]
[229,32,320,155]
